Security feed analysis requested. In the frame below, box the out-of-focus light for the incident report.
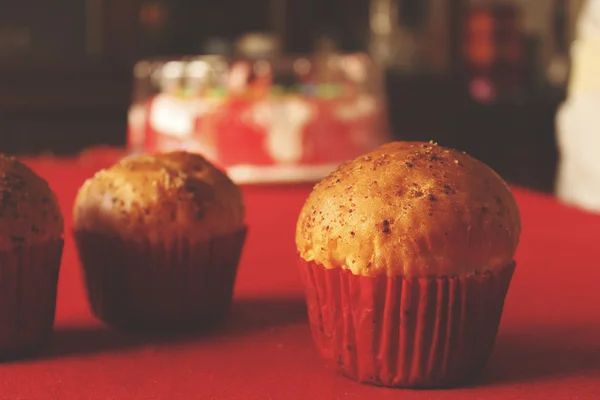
[293,58,311,76]
[469,77,495,103]
[162,61,184,79]
[229,62,250,92]
[342,55,367,83]
[186,61,210,78]
[254,60,272,77]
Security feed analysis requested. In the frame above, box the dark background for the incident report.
[0,0,566,193]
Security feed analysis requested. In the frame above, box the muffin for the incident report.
[295,141,521,388]
[0,155,64,358]
[73,151,246,332]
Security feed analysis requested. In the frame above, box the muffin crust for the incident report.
[74,151,245,243]
[296,141,521,277]
[0,155,63,251]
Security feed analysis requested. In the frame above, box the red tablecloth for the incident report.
[1,156,599,400]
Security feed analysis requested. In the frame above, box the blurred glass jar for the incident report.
[127,52,390,183]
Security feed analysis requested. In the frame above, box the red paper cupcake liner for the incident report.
[0,239,64,359]
[298,259,515,388]
[74,228,247,332]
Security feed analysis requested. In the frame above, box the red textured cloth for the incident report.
[0,155,598,399]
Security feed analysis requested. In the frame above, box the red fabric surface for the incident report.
[0,155,598,399]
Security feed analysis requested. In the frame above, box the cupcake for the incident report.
[0,155,64,358]
[295,141,521,388]
[73,151,246,332]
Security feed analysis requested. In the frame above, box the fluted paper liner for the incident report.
[0,239,63,359]
[298,259,515,388]
[75,229,246,332]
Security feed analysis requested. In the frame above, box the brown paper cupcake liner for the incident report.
[74,228,246,332]
[0,239,64,359]
[298,258,515,388]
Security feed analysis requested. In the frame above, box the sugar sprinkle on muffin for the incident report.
[74,151,244,243]
[296,141,521,388]
[74,151,246,332]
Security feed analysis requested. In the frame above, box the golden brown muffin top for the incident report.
[296,141,521,277]
[74,151,245,242]
[0,155,63,250]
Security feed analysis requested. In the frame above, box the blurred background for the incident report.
[0,0,585,193]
